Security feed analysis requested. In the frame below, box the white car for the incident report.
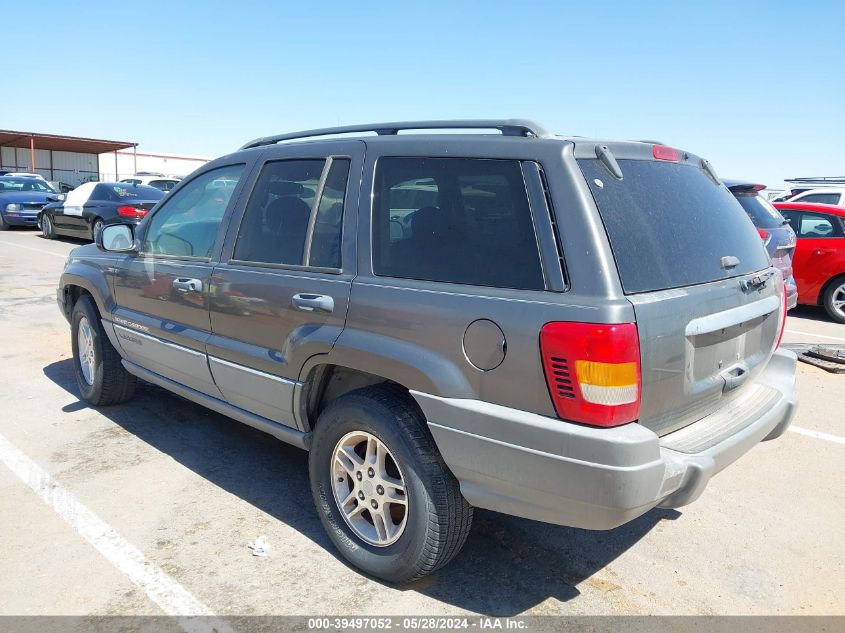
[5,172,48,180]
[119,174,181,192]
[786,187,845,207]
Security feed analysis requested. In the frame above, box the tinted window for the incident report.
[796,193,841,205]
[792,212,844,238]
[149,179,179,191]
[579,159,769,294]
[233,159,349,268]
[309,159,350,268]
[143,164,244,258]
[373,158,543,290]
[734,194,787,229]
[92,183,164,202]
[120,179,141,186]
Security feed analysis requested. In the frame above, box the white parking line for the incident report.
[0,432,232,633]
[0,239,68,260]
[789,426,845,445]
[785,329,845,343]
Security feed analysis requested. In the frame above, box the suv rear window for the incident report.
[372,158,544,290]
[579,159,769,294]
[733,194,787,229]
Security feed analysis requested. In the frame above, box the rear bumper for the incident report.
[414,348,797,530]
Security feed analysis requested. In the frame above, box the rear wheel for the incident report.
[309,385,472,582]
[91,218,104,241]
[41,214,56,239]
[71,295,136,405]
[822,276,845,324]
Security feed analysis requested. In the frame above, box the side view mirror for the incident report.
[46,194,66,202]
[98,224,137,253]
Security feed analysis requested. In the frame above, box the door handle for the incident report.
[292,293,334,313]
[172,278,202,293]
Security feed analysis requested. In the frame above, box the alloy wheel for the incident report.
[77,316,96,385]
[331,431,409,547]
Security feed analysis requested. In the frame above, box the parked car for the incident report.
[785,187,845,207]
[48,181,75,193]
[724,180,798,309]
[774,201,845,323]
[4,172,48,180]
[57,120,796,582]
[120,174,181,192]
[0,175,62,230]
[39,181,164,241]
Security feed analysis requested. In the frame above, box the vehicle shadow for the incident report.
[789,304,837,325]
[43,358,679,616]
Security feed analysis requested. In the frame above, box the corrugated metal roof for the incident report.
[0,130,135,154]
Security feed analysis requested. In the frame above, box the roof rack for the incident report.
[785,176,845,185]
[240,119,551,150]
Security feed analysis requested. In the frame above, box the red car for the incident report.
[774,201,845,323]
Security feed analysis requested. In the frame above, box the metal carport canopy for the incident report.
[0,129,136,154]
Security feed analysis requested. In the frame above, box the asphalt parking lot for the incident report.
[0,228,843,619]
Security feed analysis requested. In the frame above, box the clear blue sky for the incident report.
[6,1,844,190]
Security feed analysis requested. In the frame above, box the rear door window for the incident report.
[372,157,544,290]
[795,193,841,205]
[793,212,845,238]
[233,158,350,268]
[578,159,769,294]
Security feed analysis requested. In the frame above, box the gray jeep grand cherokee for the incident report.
[57,120,797,582]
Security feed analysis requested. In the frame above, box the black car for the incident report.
[39,182,164,241]
[724,179,798,309]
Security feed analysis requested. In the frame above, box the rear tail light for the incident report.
[652,145,679,162]
[117,205,147,219]
[774,274,787,348]
[757,228,772,247]
[540,322,641,427]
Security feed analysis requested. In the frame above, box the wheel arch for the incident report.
[295,333,475,432]
[818,272,845,306]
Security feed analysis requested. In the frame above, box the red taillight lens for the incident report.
[775,276,788,348]
[117,205,147,219]
[652,145,679,162]
[540,322,641,428]
[757,228,771,247]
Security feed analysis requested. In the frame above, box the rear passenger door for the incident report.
[111,162,250,396]
[343,142,569,418]
[782,209,845,301]
[207,141,363,429]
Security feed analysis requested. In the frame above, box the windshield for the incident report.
[579,158,770,294]
[0,177,56,194]
[734,194,788,229]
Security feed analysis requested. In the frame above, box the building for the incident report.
[98,149,209,182]
[0,129,209,188]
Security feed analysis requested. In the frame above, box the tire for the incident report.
[71,295,136,405]
[91,218,104,241]
[0,213,8,231]
[822,275,845,324]
[309,385,473,582]
[41,214,56,239]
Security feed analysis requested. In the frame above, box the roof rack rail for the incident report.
[785,176,845,185]
[240,119,551,150]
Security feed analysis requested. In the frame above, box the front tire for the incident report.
[41,214,56,239]
[309,385,472,582]
[822,276,845,324]
[71,295,136,405]
[0,213,8,231]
